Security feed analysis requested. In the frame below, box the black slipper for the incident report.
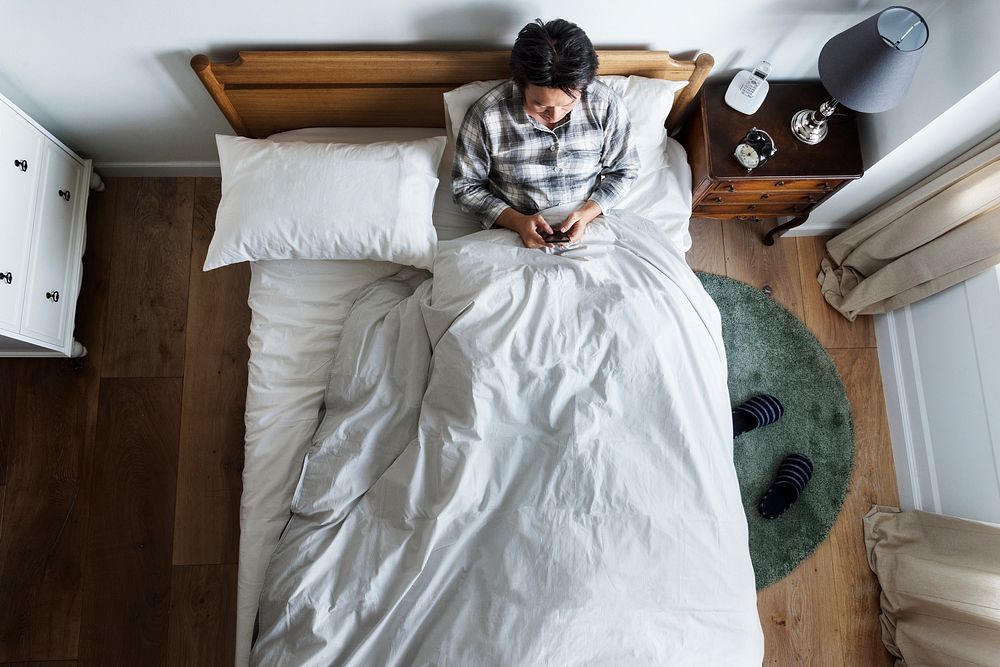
[758,453,813,520]
[732,394,784,437]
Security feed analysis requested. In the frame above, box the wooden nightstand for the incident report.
[679,81,863,245]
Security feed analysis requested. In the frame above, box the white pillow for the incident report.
[205,134,446,271]
[599,75,689,169]
[267,127,478,242]
[443,75,688,170]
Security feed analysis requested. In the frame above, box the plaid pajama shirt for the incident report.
[452,79,639,229]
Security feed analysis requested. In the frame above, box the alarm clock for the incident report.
[734,127,777,172]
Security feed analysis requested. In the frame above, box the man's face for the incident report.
[523,83,581,126]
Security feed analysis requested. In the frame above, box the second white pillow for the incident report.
[206,134,446,271]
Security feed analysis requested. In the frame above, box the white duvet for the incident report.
[250,206,762,666]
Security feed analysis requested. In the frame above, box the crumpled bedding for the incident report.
[250,206,763,666]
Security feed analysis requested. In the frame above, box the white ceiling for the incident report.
[1,0,948,166]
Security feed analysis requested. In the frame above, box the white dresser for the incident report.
[0,92,93,357]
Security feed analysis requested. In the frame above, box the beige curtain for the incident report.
[864,505,1000,667]
[819,133,1000,320]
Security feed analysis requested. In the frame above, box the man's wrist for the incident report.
[494,207,518,230]
[584,198,604,218]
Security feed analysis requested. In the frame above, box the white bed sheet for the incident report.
[235,130,695,666]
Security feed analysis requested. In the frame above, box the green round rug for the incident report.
[697,272,854,590]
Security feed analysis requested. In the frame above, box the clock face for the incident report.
[735,143,760,169]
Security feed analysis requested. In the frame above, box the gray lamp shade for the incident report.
[818,6,929,113]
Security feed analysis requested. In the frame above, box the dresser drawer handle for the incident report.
[712,196,723,203]
[0,272,11,284]
[58,189,71,201]
[45,290,60,302]
[726,183,735,192]
[774,181,786,187]
[820,182,830,190]
[804,195,817,203]
[14,159,28,172]
[760,194,769,200]
[748,205,757,210]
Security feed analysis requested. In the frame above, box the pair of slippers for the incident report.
[732,394,813,520]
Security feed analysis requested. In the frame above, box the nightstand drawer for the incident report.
[701,191,826,205]
[693,203,809,216]
[711,178,839,193]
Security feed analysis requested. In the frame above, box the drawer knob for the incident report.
[45,290,60,302]
[712,196,723,203]
[760,194,769,200]
[58,189,72,201]
[726,183,735,192]
[748,205,757,210]
[774,180,786,187]
[0,272,11,284]
[13,159,28,172]
[820,182,830,190]
[805,195,817,203]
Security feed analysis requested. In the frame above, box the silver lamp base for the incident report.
[791,98,839,145]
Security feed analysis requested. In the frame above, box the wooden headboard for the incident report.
[191,50,714,138]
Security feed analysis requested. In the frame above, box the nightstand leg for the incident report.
[763,215,809,246]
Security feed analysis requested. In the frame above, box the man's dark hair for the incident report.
[509,19,599,96]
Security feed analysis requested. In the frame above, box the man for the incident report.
[452,18,639,249]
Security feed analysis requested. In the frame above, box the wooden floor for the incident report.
[0,178,898,666]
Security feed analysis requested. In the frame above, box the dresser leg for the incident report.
[763,215,809,246]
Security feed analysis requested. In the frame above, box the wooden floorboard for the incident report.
[78,377,182,667]
[172,178,248,566]
[756,539,846,666]
[0,178,899,665]
[0,360,92,661]
[685,218,726,275]
[167,563,238,666]
[101,178,194,379]
[0,359,16,485]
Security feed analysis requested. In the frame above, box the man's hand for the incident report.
[558,200,603,243]
[495,208,555,249]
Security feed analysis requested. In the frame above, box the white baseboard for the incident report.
[92,161,221,178]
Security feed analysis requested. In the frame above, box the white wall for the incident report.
[0,0,944,168]
[797,0,1000,234]
[876,265,1000,524]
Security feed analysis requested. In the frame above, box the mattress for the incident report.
[235,129,696,666]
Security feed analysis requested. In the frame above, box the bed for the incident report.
[192,49,763,666]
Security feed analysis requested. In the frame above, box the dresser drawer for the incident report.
[0,102,44,331]
[710,178,840,193]
[20,142,84,346]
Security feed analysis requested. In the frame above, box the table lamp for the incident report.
[792,5,929,144]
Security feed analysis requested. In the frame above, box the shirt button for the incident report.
[550,145,557,152]
[554,167,563,173]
